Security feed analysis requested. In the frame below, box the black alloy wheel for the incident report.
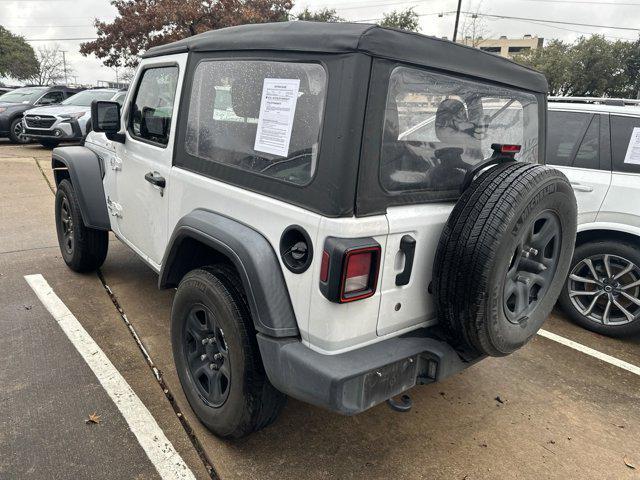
[59,196,74,256]
[183,304,231,407]
[504,211,562,323]
[10,118,30,144]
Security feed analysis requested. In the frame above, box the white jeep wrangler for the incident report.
[51,22,577,438]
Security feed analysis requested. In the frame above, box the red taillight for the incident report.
[500,144,521,154]
[340,247,380,302]
[320,250,330,282]
[344,251,372,294]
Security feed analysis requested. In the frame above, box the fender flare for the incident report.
[159,209,299,338]
[51,146,110,230]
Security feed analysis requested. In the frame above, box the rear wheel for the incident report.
[172,266,286,438]
[55,179,108,272]
[433,163,577,357]
[558,241,640,337]
[9,117,29,144]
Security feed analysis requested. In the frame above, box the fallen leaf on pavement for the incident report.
[624,457,636,470]
[85,412,101,424]
[495,396,505,404]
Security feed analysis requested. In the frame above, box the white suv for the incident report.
[50,22,576,438]
[548,98,640,336]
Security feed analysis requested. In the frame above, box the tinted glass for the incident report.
[129,66,179,146]
[611,115,640,174]
[62,90,118,106]
[381,66,539,193]
[185,60,327,186]
[574,115,600,170]
[38,91,65,105]
[546,111,592,167]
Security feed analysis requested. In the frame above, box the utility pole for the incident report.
[60,50,68,85]
[452,0,463,43]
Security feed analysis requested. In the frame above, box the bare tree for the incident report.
[459,2,490,47]
[29,45,70,85]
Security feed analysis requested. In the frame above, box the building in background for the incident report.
[459,34,544,58]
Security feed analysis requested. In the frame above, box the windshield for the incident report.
[0,87,47,104]
[381,66,539,194]
[62,90,118,107]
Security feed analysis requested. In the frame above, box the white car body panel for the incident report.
[549,102,640,243]
[106,54,187,268]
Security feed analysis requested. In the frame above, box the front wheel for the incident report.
[171,266,286,438]
[55,179,108,272]
[558,241,640,337]
[9,117,29,144]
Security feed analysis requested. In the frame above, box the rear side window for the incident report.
[185,60,327,186]
[380,66,539,194]
[547,111,594,168]
[611,115,640,174]
[129,66,179,147]
[574,115,600,170]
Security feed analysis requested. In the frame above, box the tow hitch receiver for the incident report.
[387,394,413,412]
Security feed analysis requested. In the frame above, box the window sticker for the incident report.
[623,127,640,165]
[253,78,300,157]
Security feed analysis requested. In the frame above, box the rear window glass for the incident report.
[381,66,539,193]
[185,60,327,186]
[546,111,592,167]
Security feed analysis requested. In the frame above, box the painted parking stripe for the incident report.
[24,274,196,480]
[538,328,640,376]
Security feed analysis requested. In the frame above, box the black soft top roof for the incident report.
[143,21,547,93]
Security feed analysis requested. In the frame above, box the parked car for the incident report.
[547,97,640,336]
[22,88,127,148]
[51,22,576,438]
[0,86,82,143]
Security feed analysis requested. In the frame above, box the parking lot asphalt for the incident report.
[1,140,640,480]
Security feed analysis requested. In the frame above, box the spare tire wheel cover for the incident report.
[433,163,577,357]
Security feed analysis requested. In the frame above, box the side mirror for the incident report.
[91,100,125,143]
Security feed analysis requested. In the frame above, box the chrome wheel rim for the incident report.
[568,254,640,325]
[183,304,231,407]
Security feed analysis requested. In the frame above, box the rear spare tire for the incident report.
[433,162,577,357]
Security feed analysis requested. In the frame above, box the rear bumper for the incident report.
[257,328,482,415]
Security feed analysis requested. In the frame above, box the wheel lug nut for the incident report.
[213,353,223,361]
[209,363,218,370]
[201,339,208,345]
[209,338,216,344]
[200,354,208,361]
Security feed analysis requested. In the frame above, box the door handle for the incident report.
[395,235,416,287]
[570,182,593,192]
[145,171,166,188]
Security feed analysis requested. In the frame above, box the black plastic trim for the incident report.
[395,235,416,286]
[257,328,480,415]
[51,146,110,230]
[159,209,299,337]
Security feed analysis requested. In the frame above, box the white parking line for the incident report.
[24,274,196,480]
[538,328,640,376]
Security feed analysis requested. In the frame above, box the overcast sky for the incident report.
[1,0,639,85]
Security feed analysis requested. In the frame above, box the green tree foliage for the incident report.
[0,26,39,81]
[295,7,343,22]
[379,8,420,32]
[516,35,640,98]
